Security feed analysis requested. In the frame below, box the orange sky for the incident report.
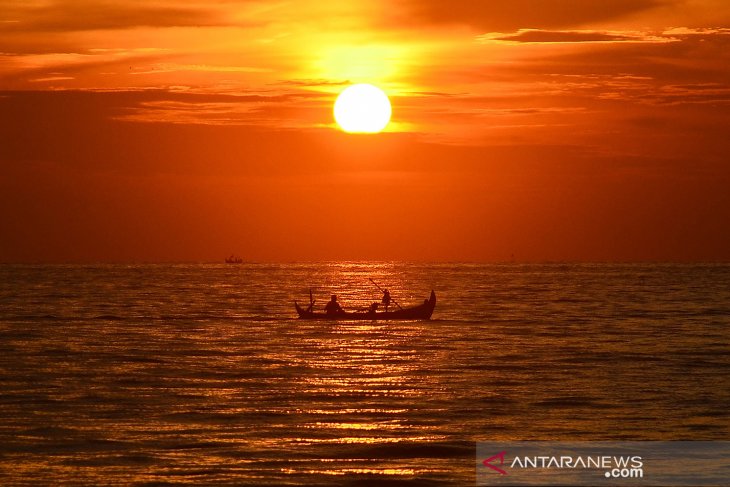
[1,1,730,262]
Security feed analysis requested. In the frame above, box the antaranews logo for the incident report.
[477,441,730,487]
[480,450,644,479]
[482,451,508,475]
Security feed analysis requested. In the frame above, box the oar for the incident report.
[307,288,315,312]
[368,278,403,310]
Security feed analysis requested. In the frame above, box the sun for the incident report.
[334,84,391,133]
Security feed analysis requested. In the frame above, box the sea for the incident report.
[0,263,728,485]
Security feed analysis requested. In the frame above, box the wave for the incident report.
[0,314,297,323]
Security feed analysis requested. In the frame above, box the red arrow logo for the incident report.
[482,451,508,475]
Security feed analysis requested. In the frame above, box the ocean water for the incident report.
[0,263,728,485]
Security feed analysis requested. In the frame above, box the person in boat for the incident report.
[325,295,343,315]
[369,302,379,314]
[382,289,391,312]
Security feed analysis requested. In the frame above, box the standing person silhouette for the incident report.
[382,289,391,312]
[324,295,343,315]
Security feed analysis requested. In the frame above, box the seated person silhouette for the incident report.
[324,295,343,315]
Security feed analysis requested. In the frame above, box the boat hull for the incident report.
[295,291,436,320]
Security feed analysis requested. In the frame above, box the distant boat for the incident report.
[295,290,436,320]
[225,255,243,264]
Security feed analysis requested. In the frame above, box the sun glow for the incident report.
[334,84,391,133]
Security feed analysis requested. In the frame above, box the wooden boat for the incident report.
[295,290,436,320]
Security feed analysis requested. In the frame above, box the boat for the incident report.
[295,290,436,320]
[225,255,243,264]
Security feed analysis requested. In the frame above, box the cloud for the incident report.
[29,75,75,83]
[623,83,730,106]
[113,90,331,127]
[275,79,352,88]
[393,0,666,30]
[476,29,730,85]
[662,27,730,36]
[129,63,272,76]
[0,48,171,89]
[0,0,228,32]
[478,29,674,44]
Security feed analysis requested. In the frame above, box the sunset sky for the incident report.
[2,0,729,262]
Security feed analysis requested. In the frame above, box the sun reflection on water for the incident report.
[270,301,444,480]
